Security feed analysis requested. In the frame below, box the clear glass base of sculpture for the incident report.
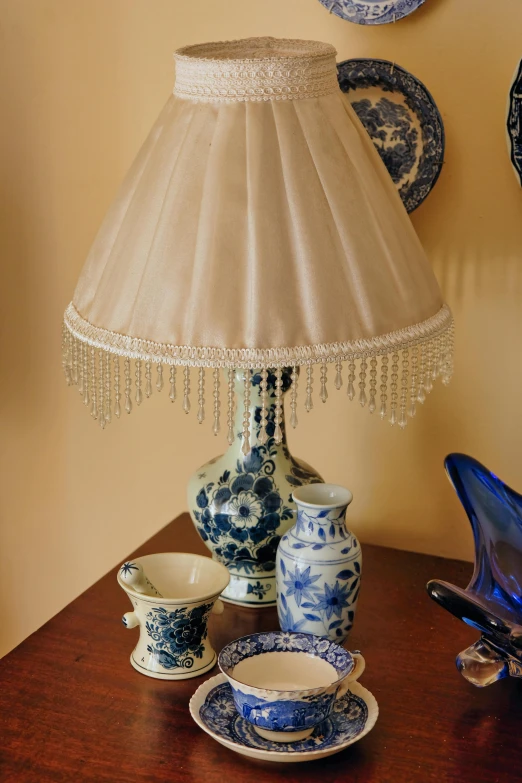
[456,638,522,687]
[427,453,522,687]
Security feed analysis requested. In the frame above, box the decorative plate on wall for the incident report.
[319,0,427,25]
[507,58,522,186]
[338,58,445,213]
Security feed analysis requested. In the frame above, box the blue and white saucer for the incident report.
[318,0,427,25]
[189,674,378,763]
[338,58,445,213]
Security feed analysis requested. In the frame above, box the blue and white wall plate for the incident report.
[338,58,445,212]
[507,58,522,186]
[319,0,427,25]
[189,674,379,763]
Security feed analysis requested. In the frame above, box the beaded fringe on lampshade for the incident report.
[62,37,454,451]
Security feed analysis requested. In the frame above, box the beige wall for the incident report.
[1,0,521,657]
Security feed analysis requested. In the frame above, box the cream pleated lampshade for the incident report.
[63,37,453,445]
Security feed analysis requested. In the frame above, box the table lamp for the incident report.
[62,37,453,606]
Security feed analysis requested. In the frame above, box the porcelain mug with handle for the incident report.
[118,552,229,680]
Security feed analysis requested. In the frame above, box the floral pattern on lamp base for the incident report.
[188,370,323,607]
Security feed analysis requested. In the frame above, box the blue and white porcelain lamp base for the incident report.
[187,370,323,607]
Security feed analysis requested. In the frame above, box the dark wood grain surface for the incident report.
[1,513,521,783]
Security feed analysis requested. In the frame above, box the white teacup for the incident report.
[118,552,229,680]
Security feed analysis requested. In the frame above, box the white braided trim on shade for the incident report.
[64,302,452,368]
[62,303,454,444]
[173,37,339,103]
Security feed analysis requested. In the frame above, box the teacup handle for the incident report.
[212,599,225,616]
[122,611,140,629]
[336,652,365,700]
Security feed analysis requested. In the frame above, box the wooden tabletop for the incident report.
[1,513,521,783]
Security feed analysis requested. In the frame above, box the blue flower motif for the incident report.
[262,513,280,532]
[145,603,213,670]
[196,488,208,509]
[278,604,307,633]
[213,486,232,505]
[230,526,249,543]
[243,447,263,474]
[211,690,237,720]
[283,565,321,607]
[256,538,280,571]
[236,640,253,656]
[249,513,280,544]
[258,633,275,651]
[214,513,231,533]
[264,491,282,513]
[253,476,273,498]
[274,633,298,651]
[231,474,255,494]
[314,581,351,620]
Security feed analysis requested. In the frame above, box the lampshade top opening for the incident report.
[173,36,339,103]
[174,37,336,63]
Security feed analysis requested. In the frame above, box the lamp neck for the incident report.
[232,370,291,454]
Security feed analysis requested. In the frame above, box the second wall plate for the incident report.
[319,0,427,25]
[507,59,522,186]
[338,58,445,212]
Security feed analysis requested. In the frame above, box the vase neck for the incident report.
[231,370,291,454]
[294,504,350,544]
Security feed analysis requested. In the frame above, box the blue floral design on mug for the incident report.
[145,603,213,671]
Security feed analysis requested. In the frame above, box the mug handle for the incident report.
[336,652,365,700]
[122,611,140,629]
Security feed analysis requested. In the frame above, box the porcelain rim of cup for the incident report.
[222,654,350,694]
[116,552,230,604]
[292,482,353,510]
[218,632,355,694]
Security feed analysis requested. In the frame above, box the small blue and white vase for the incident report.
[276,483,362,642]
[188,370,323,607]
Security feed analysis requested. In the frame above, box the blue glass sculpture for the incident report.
[427,453,522,687]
